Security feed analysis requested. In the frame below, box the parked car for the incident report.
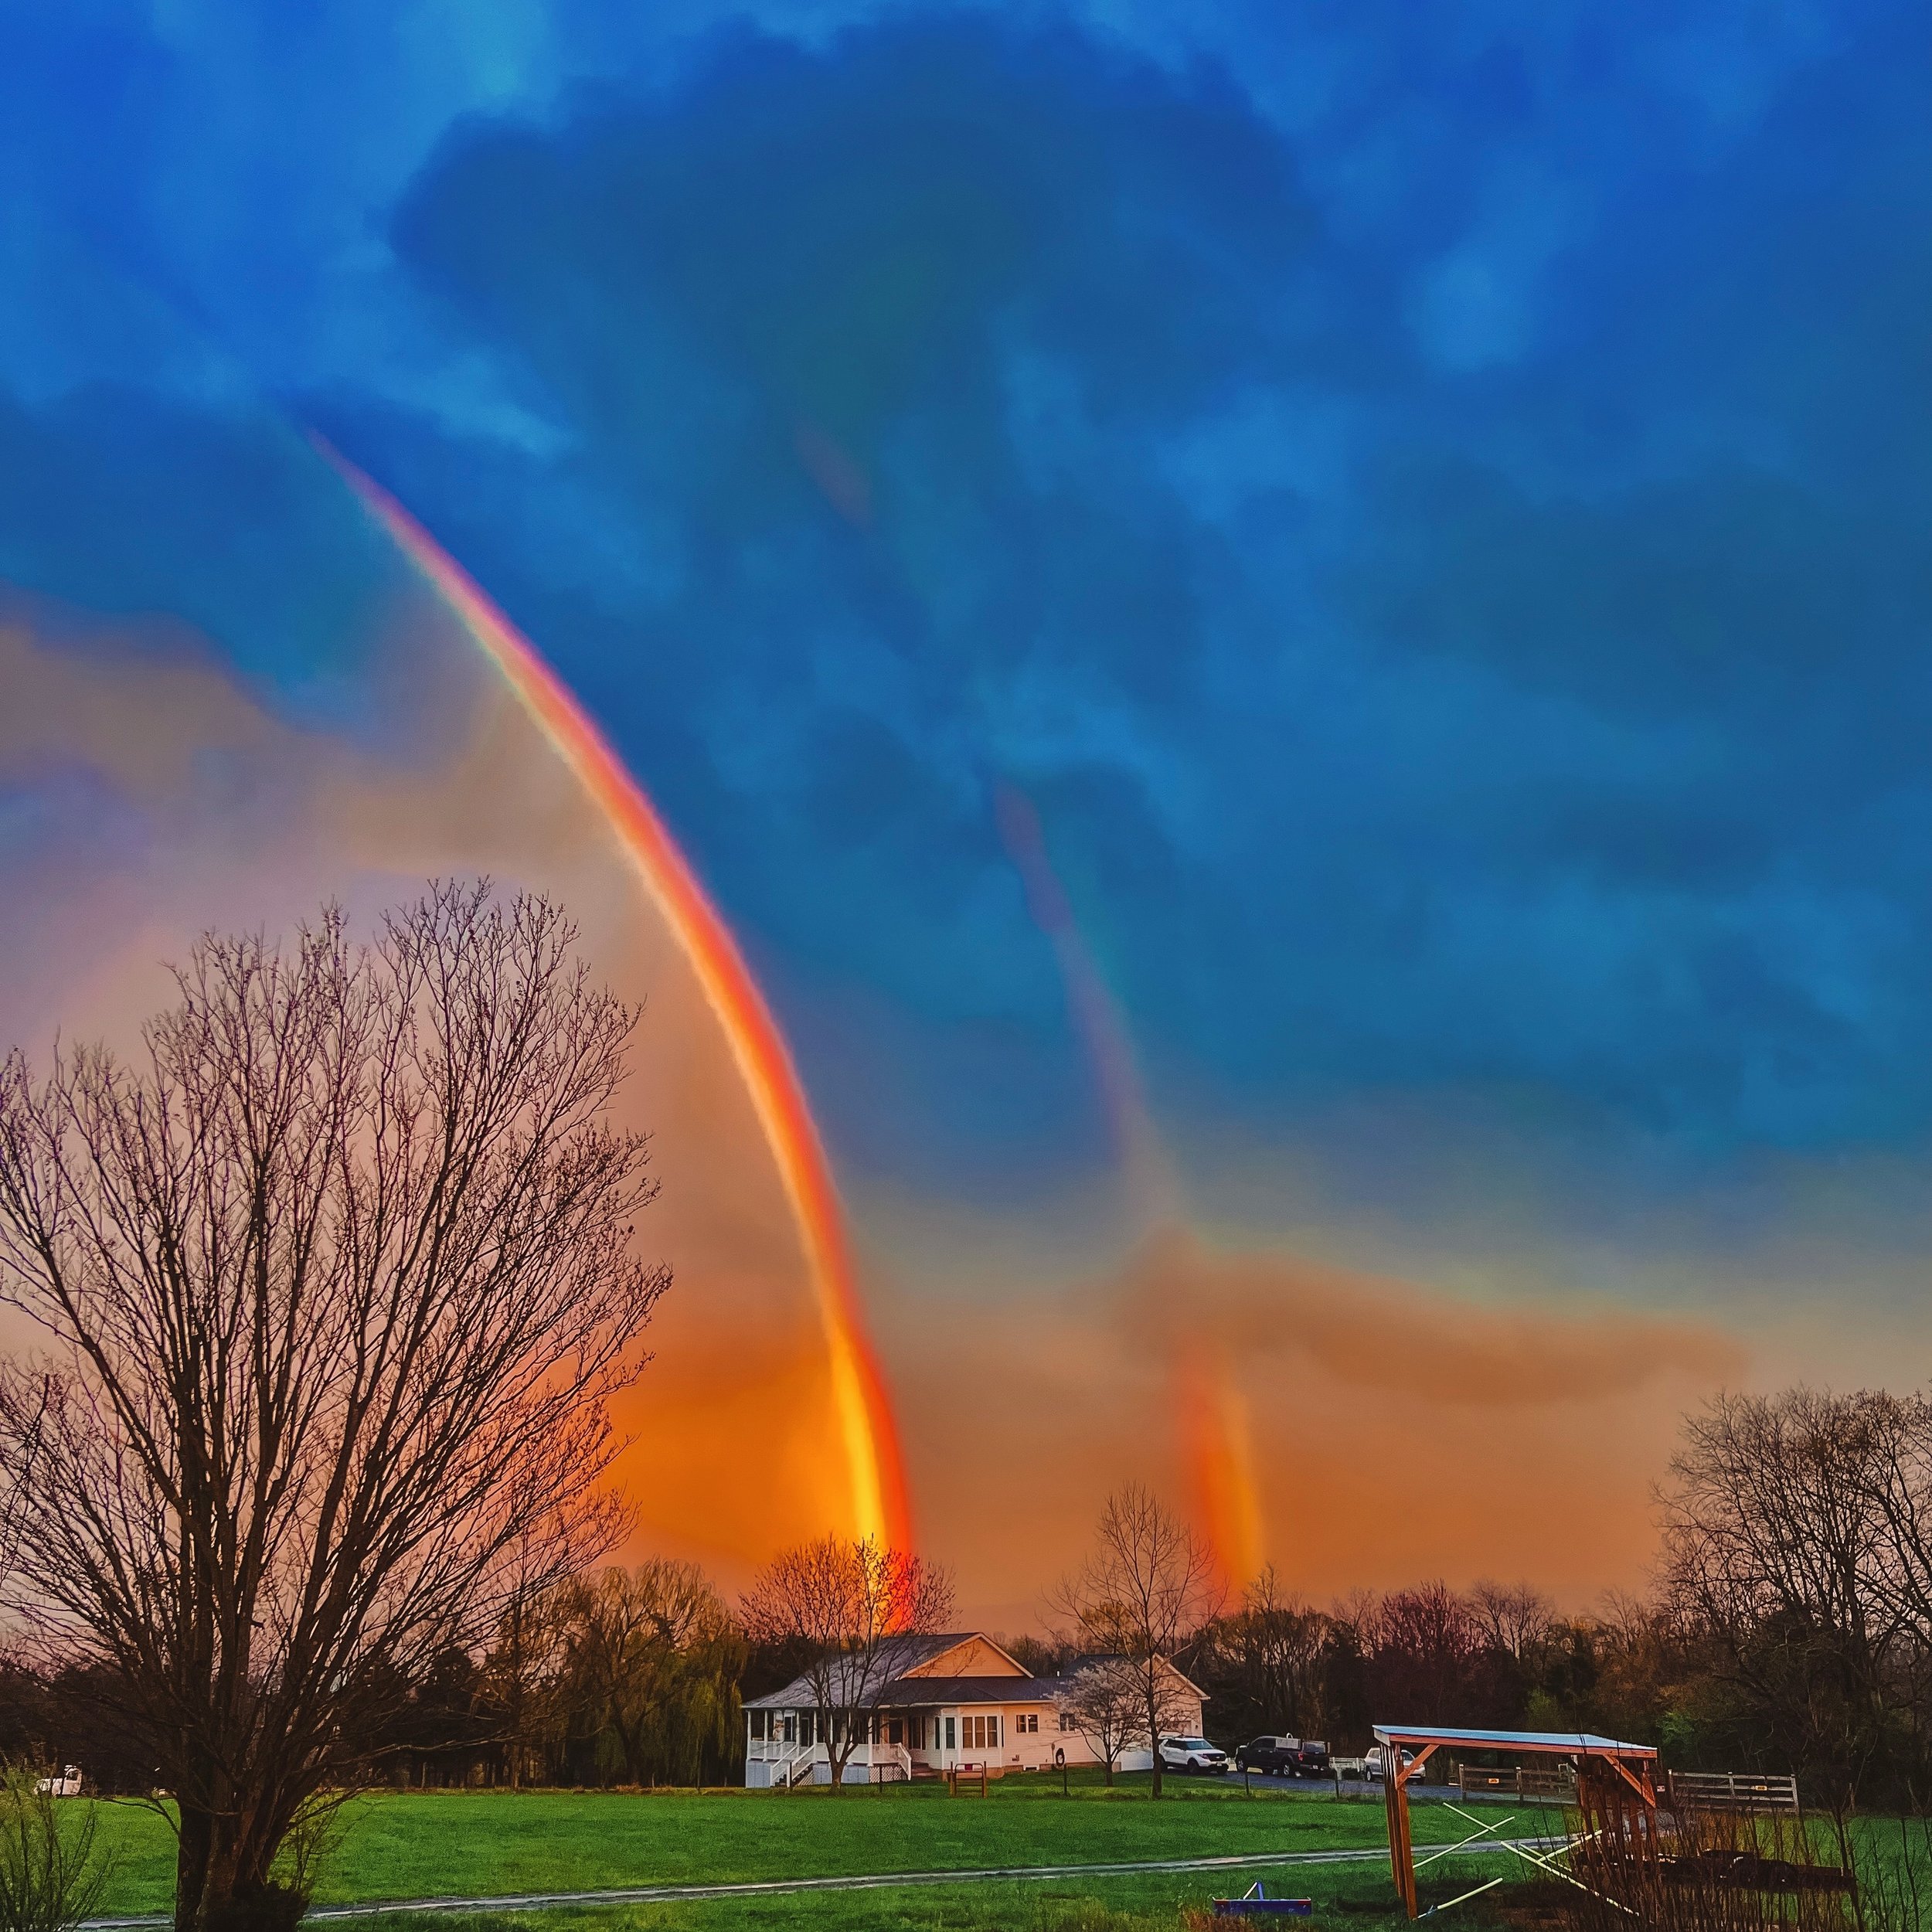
[1158,1734,1231,1776]
[1236,1736,1332,1777]
[1363,1745,1418,1781]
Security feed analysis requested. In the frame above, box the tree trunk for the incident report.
[175,1808,214,1932]
[821,1706,851,1794]
[174,1804,273,1932]
[1146,1677,1164,1798]
[612,1706,648,1787]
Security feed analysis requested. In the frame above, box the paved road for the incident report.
[82,1834,1536,1928]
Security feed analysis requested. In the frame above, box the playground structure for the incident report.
[1372,1723,1660,1919]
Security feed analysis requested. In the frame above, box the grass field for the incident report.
[83,1776,1533,1929]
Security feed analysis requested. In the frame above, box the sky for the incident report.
[3,0,1930,1624]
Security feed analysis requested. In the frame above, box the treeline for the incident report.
[6,1389,1923,1806]
[1185,1387,1932,1807]
[1659,1387,1932,1805]
[0,1561,763,1795]
[0,1566,1691,1796]
[1175,1574,1685,1769]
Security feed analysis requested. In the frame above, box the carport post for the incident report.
[1385,1757,1414,1917]
[1384,1745,1436,1919]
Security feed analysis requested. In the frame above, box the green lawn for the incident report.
[85,1777,1536,1923]
[335,1857,1510,1932]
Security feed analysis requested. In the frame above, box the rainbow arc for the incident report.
[328,447,911,1552]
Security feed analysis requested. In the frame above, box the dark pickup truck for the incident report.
[1236,1735,1332,1777]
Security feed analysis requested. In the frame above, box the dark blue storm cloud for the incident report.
[4,0,1931,1206]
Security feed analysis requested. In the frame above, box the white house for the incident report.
[743,1631,1207,1787]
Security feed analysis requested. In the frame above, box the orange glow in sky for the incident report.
[326,447,913,1553]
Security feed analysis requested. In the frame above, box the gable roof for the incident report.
[743,1634,1209,1712]
[899,1632,1030,1679]
[879,1674,1066,1708]
[742,1632,981,1712]
[1067,1651,1212,1704]
[746,1671,1068,1712]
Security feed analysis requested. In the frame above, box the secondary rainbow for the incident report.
[997,784,1263,1587]
[327,447,912,1552]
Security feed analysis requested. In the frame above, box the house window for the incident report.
[961,1714,1002,1752]
[1059,1713,1076,1732]
[887,1718,903,1746]
[1018,1713,1038,1734]
[945,1716,957,1750]
[800,1712,815,1748]
[749,1710,768,1741]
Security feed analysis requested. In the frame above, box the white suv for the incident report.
[1158,1734,1230,1776]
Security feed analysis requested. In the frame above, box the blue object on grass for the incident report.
[1213,1881,1315,1916]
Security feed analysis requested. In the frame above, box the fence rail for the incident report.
[1454,1764,1577,1803]
[1668,1770,1799,1814]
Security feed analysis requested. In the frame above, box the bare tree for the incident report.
[482,1584,570,1792]
[1659,1386,1932,1798]
[1471,1580,1554,1662]
[740,1537,952,1792]
[1372,1582,1488,1725]
[0,884,667,1930]
[481,1504,607,1792]
[1051,1485,1219,1796]
[1215,1566,1331,1737]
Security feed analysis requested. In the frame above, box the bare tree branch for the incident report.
[0,883,667,1929]
[1049,1484,1219,1798]
[740,1537,952,1791]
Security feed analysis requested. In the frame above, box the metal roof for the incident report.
[1372,1723,1655,1759]
[746,1672,1064,1711]
[880,1675,1065,1708]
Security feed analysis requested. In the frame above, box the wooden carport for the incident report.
[1373,1723,1658,1918]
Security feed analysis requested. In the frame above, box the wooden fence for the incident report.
[1668,1770,1800,1814]
[1451,1764,1798,1813]
[1454,1763,1577,1803]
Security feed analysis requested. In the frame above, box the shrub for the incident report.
[0,1768,113,1932]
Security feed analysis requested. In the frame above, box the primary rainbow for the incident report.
[327,447,912,1553]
